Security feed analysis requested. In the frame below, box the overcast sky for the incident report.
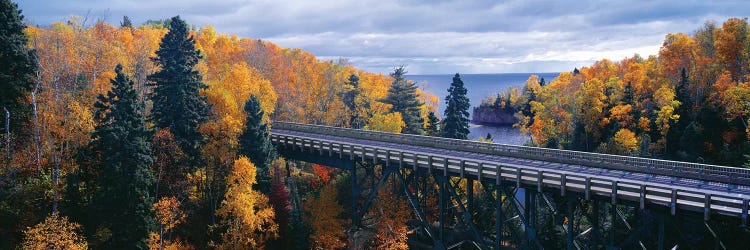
[15,0,750,74]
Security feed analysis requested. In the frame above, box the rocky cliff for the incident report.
[471,106,517,125]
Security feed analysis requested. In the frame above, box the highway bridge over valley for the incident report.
[271,121,750,250]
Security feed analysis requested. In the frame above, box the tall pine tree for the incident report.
[340,74,364,129]
[91,65,154,249]
[148,16,210,165]
[442,73,470,139]
[238,95,276,194]
[379,67,424,135]
[0,0,36,155]
[426,111,440,136]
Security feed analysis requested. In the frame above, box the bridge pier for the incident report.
[350,162,358,227]
[495,182,504,249]
[467,178,474,215]
[272,125,750,249]
[566,195,575,250]
[524,188,537,247]
[438,175,446,245]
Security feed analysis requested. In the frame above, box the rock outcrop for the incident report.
[471,106,517,125]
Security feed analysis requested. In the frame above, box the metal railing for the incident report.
[272,121,750,187]
[270,131,750,220]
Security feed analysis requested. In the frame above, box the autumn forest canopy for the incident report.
[2,0,750,248]
[501,17,750,167]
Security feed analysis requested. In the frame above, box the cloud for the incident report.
[14,0,750,74]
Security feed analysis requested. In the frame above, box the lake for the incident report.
[406,73,559,145]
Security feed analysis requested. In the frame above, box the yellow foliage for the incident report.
[369,181,411,250]
[613,129,638,154]
[365,112,406,133]
[22,212,88,250]
[215,157,278,249]
[638,117,651,133]
[153,197,186,233]
[148,233,194,250]
[576,78,608,142]
[305,184,348,250]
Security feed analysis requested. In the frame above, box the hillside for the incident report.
[512,18,750,166]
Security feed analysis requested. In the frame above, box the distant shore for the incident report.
[471,106,517,126]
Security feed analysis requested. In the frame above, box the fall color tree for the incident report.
[365,112,406,133]
[305,183,347,250]
[148,197,189,250]
[151,128,189,200]
[214,156,277,249]
[21,212,88,250]
[268,164,291,246]
[507,18,750,165]
[368,179,410,250]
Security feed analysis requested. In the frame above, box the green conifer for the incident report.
[92,65,154,248]
[426,111,440,136]
[379,67,424,135]
[0,0,36,154]
[238,95,276,194]
[148,16,210,165]
[442,73,470,139]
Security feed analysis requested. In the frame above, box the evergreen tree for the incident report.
[671,68,694,155]
[121,16,133,28]
[539,77,546,87]
[148,16,210,166]
[340,74,364,128]
[622,82,635,106]
[486,133,493,142]
[0,0,36,155]
[91,65,154,249]
[289,204,309,250]
[238,95,275,194]
[442,73,471,139]
[379,66,424,135]
[675,68,693,120]
[426,111,440,136]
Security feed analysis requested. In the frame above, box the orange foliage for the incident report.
[311,164,334,186]
[22,212,88,250]
[305,184,347,250]
[369,180,411,249]
[215,157,278,249]
[149,196,191,250]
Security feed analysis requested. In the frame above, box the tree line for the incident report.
[0,0,453,248]
[496,18,750,166]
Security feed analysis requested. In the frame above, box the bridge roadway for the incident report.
[270,122,750,221]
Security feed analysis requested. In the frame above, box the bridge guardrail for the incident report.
[272,121,750,187]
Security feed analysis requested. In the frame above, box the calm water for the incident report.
[406,73,559,145]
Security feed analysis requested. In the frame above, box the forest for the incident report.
[485,17,750,167]
[2,0,750,248]
[1,1,443,248]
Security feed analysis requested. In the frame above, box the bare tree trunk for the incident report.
[32,81,42,172]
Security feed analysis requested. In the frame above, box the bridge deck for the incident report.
[272,127,750,220]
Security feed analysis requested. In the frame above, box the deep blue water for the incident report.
[406,73,559,145]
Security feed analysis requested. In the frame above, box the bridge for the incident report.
[270,121,750,249]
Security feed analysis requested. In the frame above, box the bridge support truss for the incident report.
[275,135,749,249]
